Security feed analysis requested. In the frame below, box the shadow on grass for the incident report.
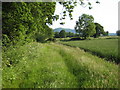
[60,38,86,42]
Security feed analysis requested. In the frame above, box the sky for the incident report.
[50,0,120,33]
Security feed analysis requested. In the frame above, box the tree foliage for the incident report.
[66,32,75,37]
[59,0,100,21]
[2,2,56,47]
[54,31,75,38]
[75,14,96,39]
[93,23,104,38]
[54,32,60,38]
[2,1,100,47]
[59,30,66,38]
[103,31,109,36]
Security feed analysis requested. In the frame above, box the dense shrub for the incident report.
[2,2,56,47]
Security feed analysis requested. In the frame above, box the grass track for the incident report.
[2,42,118,88]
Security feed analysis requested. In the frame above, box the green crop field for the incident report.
[61,39,119,63]
[2,42,118,88]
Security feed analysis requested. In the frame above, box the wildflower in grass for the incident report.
[2,42,118,88]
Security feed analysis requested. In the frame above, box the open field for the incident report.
[2,42,118,88]
[2,1,119,89]
[61,39,119,63]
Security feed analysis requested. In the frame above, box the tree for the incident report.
[2,2,56,46]
[35,26,54,42]
[103,31,109,36]
[66,32,75,37]
[59,30,66,38]
[75,14,96,39]
[93,23,104,38]
[116,30,120,36]
[58,1,100,21]
[54,32,60,38]
[2,1,100,47]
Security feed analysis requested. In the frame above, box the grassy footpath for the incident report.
[2,42,118,88]
[61,39,119,63]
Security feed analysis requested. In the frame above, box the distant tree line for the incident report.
[54,30,75,38]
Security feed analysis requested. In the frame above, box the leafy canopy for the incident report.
[75,14,96,39]
[93,23,104,38]
[59,30,66,38]
[2,0,100,47]
[2,2,56,47]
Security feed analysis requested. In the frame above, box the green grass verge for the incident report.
[61,39,119,63]
[2,42,118,88]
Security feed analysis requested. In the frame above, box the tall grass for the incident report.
[2,42,78,88]
[61,39,119,63]
[2,42,118,88]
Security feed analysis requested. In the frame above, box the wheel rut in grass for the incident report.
[54,44,93,88]
[3,42,118,88]
[53,43,118,88]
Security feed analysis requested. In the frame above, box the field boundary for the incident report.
[60,43,119,64]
